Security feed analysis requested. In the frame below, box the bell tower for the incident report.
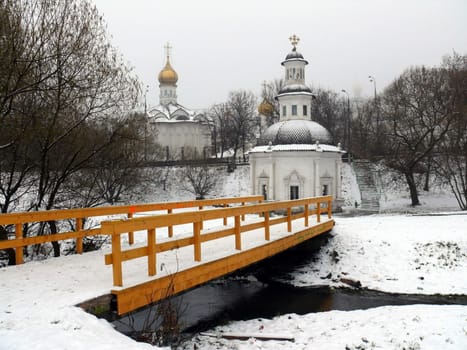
[158,43,178,105]
[276,35,314,122]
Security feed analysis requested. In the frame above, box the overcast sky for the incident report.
[91,0,466,109]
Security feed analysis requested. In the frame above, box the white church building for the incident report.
[249,36,345,208]
[148,44,211,160]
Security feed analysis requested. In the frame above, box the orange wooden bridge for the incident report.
[0,195,334,315]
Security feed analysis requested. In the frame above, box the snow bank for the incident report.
[288,214,467,295]
[183,305,467,350]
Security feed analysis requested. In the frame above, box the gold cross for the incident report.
[289,34,300,49]
[164,42,172,59]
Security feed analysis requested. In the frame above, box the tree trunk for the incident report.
[423,153,432,192]
[48,221,61,257]
[405,171,420,206]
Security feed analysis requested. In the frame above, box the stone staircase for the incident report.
[353,160,380,212]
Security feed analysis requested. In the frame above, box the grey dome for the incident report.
[285,50,304,60]
[259,120,332,146]
[282,48,309,65]
[278,84,312,95]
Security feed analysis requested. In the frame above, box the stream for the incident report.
[106,233,466,346]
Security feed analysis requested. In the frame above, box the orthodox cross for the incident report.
[289,34,300,49]
[164,42,172,59]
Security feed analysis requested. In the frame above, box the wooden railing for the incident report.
[0,195,264,265]
[102,195,333,287]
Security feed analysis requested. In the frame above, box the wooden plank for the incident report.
[111,233,123,287]
[234,216,241,250]
[223,204,227,225]
[198,206,204,230]
[127,212,134,245]
[0,228,102,250]
[104,220,272,266]
[193,222,201,262]
[111,219,334,314]
[76,218,83,254]
[264,211,270,241]
[200,332,294,342]
[147,228,156,276]
[15,223,23,265]
[317,202,321,223]
[167,209,173,237]
[0,195,265,225]
[100,196,334,235]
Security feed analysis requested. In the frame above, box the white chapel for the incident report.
[148,44,211,160]
[249,35,345,208]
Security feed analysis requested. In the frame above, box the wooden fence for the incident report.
[0,195,263,265]
[101,195,333,287]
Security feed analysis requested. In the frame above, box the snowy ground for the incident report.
[182,212,467,350]
[288,213,467,295]
[1,164,467,349]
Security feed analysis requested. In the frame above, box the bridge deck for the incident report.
[108,214,333,314]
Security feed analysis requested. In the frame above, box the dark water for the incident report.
[108,232,467,343]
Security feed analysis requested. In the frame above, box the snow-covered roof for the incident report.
[249,143,345,153]
[258,119,333,146]
[148,102,206,122]
[277,83,313,95]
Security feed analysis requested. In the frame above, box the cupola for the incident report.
[258,98,274,116]
[158,58,178,85]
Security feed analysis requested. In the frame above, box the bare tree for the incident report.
[433,52,467,210]
[381,66,455,206]
[207,103,230,158]
[310,88,347,145]
[0,0,140,259]
[179,165,218,200]
[261,78,283,126]
[226,90,257,161]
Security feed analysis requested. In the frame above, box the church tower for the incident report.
[250,35,344,208]
[276,35,314,121]
[158,43,178,105]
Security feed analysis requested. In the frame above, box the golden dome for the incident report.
[158,58,178,85]
[258,99,274,116]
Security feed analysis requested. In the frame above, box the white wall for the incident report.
[154,121,211,159]
[250,150,343,201]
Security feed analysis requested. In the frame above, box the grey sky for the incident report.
[92,0,466,109]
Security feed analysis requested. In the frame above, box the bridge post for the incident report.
[317,202,321,223]
[327,200,332,218]
[111,232,123,287]
[241,202,245,221]
[287,208,292,232]
[75,218,83,254]
[193,222,201,261]
[264,211,270,240]
[198,206,204,230]
[127,212,134,245]
[167,209,173,237]
[15,223,23,265]
[234,215,241,250]
[304,204,309,227]
[147,228,156,276]
[223,204,228,226]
